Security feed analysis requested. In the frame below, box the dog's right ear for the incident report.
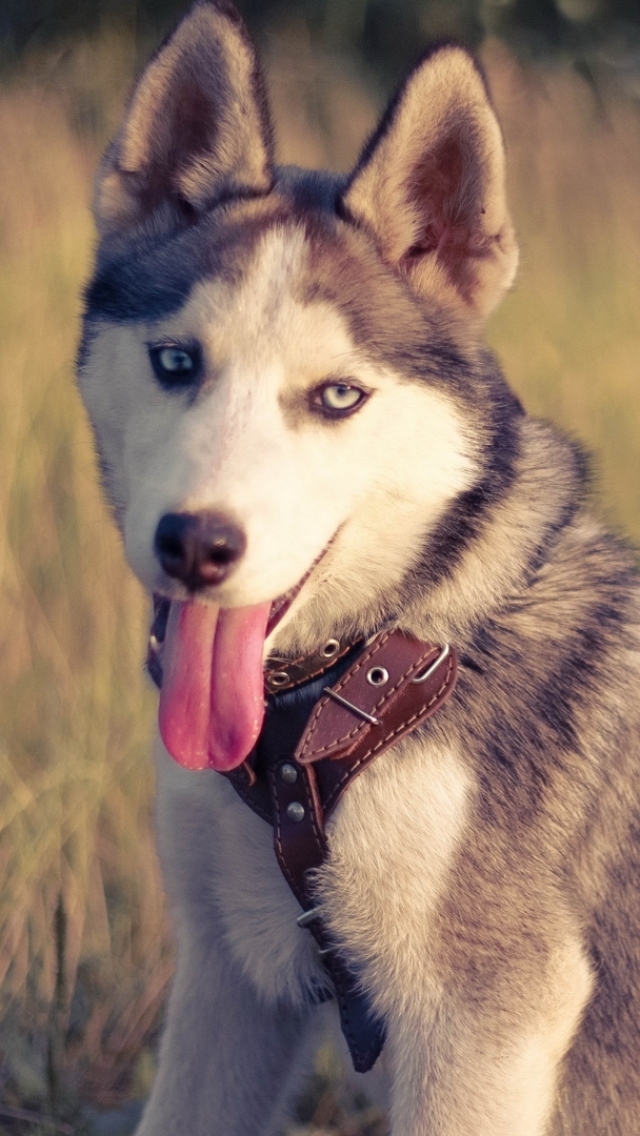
[94,0,273,239]
[340,45,518,320]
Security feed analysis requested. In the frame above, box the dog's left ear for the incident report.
[341,46,518,319]
[94,0,273,239]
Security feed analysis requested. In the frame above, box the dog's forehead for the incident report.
[205,222,314,327]
[159,224,358,364]
[83,170,467,392]
[83,167,346,327]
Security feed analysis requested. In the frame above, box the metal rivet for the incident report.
[269,671,290,687]
[280,763,298,785]
[366,666,389,686]
[321,639,340,658]
[286,801,305,823]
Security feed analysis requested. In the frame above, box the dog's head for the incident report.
[78,0,521,769]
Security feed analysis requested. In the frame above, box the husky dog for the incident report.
[78,1,640,1132]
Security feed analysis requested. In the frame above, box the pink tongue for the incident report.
[158,599,271,771]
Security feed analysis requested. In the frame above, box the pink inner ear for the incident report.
[402,127,493,304]
[403,222,441,261]
[95,0,274,241]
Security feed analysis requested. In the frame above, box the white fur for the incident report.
[81,228,476,645]
[145,722,593,1136]
[145,730,474,1135]
[80,224,591,1136]
[80,23,590,1132]
[384,935,593,1136]
[319,735,472,1017]
[154,730,471,1010]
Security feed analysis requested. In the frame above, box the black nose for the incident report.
[154,511,246,591]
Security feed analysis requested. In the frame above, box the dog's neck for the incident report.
[402,417,585,647]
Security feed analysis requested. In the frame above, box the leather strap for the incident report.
[147,594,362,698]
[264,631,361,694]
[225,630,458,1071]
[146,607,458,1070]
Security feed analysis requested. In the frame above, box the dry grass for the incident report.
[485,40,640,542]
[0,44,169,1120]
[0,23,638,1133]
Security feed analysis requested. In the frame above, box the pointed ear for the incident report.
[340,46,518,320]
[94,0,274,239]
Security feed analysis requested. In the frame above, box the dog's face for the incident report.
[82,217,480,632]
[79,0,519,651]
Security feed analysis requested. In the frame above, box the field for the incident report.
[0,23,639,1134]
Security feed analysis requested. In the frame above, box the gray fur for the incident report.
[78,4,640,1134]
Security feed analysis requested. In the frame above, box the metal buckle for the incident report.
[322,687,380,726]
[412,643,450,684]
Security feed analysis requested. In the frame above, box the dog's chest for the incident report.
[155,731,472,1009]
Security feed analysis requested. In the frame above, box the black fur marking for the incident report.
[277,167,349,215]
[84,168,358,327]
[451,524,640,833]
[76,321,99,371]
[85,244,204,323]
[409,368,523,592]
[84,210,274,324]
[525,439,590,580]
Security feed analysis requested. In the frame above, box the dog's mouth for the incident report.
[148,547,330,773]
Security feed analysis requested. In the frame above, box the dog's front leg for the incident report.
[322,742,594,1135]
[382,932,593,1136]
[135,928,311,1136]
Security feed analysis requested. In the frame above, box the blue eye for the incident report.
[312,380,369,418]
[149,344,201,389]
[321,383,364,411]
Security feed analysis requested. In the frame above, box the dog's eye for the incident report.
[148,344,201,389]
[316,382,368,416]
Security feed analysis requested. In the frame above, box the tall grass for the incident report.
[0,44,170,1116]
[0,23,639,1131]
[485,41,640,541]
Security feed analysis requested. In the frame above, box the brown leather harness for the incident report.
[148,607,458,1071]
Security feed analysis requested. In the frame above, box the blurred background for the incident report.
[0,0,639,1132]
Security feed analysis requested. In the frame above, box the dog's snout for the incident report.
[154,511,246,591]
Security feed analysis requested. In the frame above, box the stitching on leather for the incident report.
[298,631,393,753]
[322,654,454,813]
[301,634,439,757]
[267,649,315,671]
[270,767,325,896]
[265,641,354,690]
[267,763,365,1056]
[299,768,325,853]
[334,970,382,1065]
[269,767,299,896]
[266,754,371,1063]
[268,651,348,691]
[326,957,368,1061]
[304,638,438,755]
